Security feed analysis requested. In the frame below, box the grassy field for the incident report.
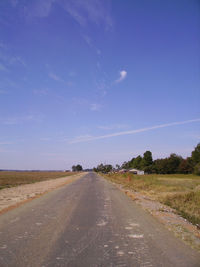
[103,173,200,226]
[0,171,76,190]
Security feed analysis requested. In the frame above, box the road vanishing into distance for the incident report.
[0,172,200,267]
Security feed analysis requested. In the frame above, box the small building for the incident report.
[129,168,144,175]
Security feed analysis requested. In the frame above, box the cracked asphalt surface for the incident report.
[0,172,200,267]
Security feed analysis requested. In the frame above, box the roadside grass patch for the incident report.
[103,173,200,226]
[162,191,200,226]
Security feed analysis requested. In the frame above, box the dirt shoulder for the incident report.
[113,182,200,252]
[101,172,200,252]
[0,173,85,214]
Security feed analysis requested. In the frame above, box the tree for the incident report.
[93,163,113,173]
[72,164,83,172]
[178,158,193,174]
[132,155,142,169]
[141,151,153,169]
[166,154,182,174]
[115,164,120,170]
[191,143,200,165]
[143,151,153,165]
[194,162,200,175]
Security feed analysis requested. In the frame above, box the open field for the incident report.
[103,173,200,226]
[0,171,76,190]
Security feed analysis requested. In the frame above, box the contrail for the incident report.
[69,118,200,144]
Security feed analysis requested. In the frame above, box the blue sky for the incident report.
[0,0,199,170]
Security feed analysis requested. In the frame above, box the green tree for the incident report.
[143,151,153,165]
[194,162,200,175]
[178,158,193,174]
[94,163,113,173]
[72,164,83,171]
[166,154,182,174]
[141,151,153,169]
[132,155,142,169]
[191,143,200,165]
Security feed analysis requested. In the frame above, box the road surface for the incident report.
[0,172,199,267]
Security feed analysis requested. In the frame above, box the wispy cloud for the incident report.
[33,89,48,95]
[98,124,128,130]
[62,0,113,29]
[0,114,44,125]
[23,0,112,29]
[69,118,200,144]
[24,0,55,19]
[116,70,127,83]
[90,103,102,111]
[0,43,26,70]
[48,72,64,82]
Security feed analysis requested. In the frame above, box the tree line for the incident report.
[93,143,200,175]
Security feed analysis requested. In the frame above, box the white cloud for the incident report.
[116,70,127,83]
[98,124,128,130]
[33,89,48,95]
[90,103,102,111]
[23,0,113,29]
[62,0,113,28]
[69,118,200,144]
[25,0,55,18]
[0,114,44,125]
[48,72,64,82]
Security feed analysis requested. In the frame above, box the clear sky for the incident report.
[0,0,199,170]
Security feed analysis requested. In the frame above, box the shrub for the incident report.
[194,162,200,176]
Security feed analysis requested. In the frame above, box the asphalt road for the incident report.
[0,172,200,267]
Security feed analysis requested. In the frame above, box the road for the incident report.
[0,172,199,267]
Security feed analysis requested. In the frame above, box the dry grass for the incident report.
[0,171,77,190]
[103,173,200,226]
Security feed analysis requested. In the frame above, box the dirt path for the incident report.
[0,173,84,214]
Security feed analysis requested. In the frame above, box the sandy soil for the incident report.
[0,173,84,214]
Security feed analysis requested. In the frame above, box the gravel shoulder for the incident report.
[112,182,200,252]
[0,173,85,214]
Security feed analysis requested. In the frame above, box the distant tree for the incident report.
[72,164,83,172]
[132,155,143,169]
[93,163,113,173]
[143,151,153,165]
[121,161,129,169]
[191,143,200,165]
[178,158,193,174]
[166,154,182,174]
[194,162,200,176]
[141,151,153,169]
[115,164,120,170]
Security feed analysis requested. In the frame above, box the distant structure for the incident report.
[129,168,144,175]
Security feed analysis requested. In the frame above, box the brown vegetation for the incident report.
[103,173,200,226]
[0,171,76,190]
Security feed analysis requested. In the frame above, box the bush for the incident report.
[194,162,200,176]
